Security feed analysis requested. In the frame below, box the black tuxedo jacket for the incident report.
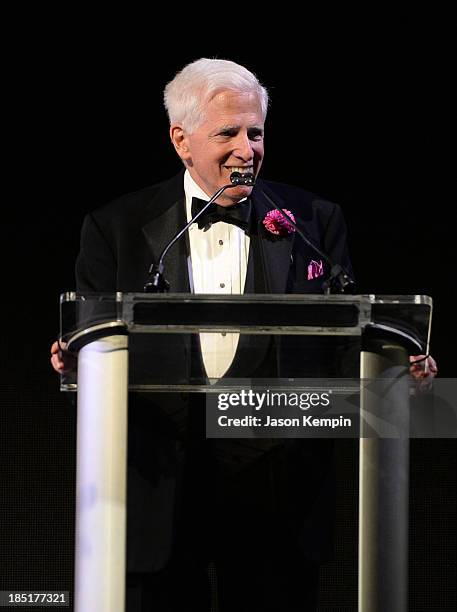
[75,171,354,572]
[76,170,352,295]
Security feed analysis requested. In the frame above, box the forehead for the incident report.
[202,90,264,126]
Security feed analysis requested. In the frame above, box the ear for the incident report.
[170,124,191,162]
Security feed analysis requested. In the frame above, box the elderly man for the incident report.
[51,58,436,612]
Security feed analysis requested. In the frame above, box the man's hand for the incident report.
[409,354,438,392]
[50,340,77,374]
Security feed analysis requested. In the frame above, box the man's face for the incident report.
[171,90,265,206]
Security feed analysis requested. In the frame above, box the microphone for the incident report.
[259,188,356,294]
[144,172,251,292]
[230,171,255,186]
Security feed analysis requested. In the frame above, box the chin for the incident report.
[228,185,252,201]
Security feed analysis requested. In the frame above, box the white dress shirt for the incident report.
[184,170,250,379]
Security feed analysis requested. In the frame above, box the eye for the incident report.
[248,128,264,141]
[219,129,237,137]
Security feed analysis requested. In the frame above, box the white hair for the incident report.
[164,58,269,133]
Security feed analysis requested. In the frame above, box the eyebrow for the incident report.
[215,124,264,134]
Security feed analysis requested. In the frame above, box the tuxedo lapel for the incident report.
[225,231,268,379]
[141,172,190,293]
[139,172,195,384]
[251,182,295,294]
[226,187,290,379]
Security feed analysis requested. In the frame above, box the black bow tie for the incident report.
[191,197,252,232]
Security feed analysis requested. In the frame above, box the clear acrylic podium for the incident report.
[60,293,432,612]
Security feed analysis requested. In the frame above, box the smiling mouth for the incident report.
[224,166,254,175]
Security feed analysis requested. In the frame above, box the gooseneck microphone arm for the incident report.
[144,172,255,292]
[259,188,356,294]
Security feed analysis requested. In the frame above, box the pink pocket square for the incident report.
[307,259,324,280]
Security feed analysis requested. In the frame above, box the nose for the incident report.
[233,131,254,162]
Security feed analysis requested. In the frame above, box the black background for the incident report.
[1,16,455,610]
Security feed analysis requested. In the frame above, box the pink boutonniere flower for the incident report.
[262,209,296,236]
